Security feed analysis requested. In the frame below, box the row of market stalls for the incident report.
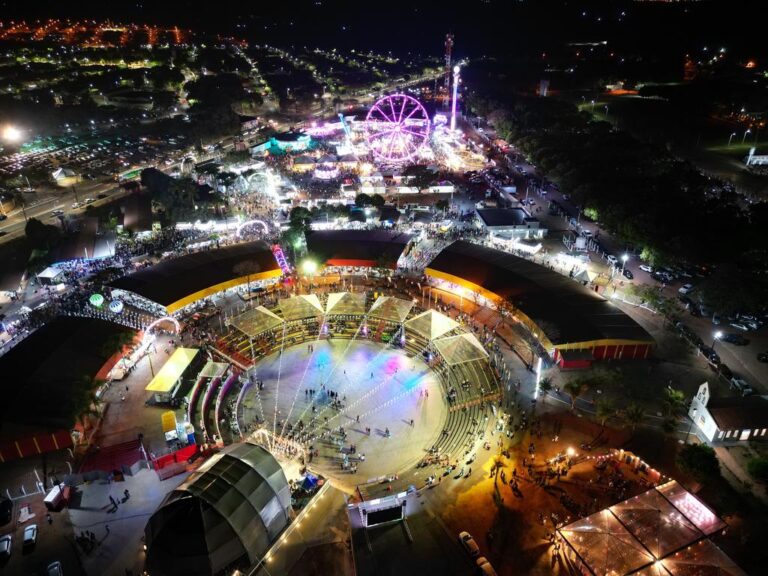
[218,294,489,370]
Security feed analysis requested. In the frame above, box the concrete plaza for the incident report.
[242,339,448,490]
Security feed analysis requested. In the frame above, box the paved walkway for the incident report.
[67,467,189,576]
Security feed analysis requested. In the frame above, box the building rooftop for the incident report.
[109,240,280,313]
[706,395,768,431]
[305,229,412,269]
[0,317,134,429]
[476,207,533,227]
[427,241,654,347]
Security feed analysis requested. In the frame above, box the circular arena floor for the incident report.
[240,339,447,487]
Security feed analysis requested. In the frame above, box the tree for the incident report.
[288,206,312,231]
[623,403,645,433]
[563,378,588,411]
[747,457,768,483]
[100,329,135,358]
[538,377,553,396]
[595,398,616,427]
[355,193,372,207]
[436,199,450,212]
[663,387,687,419]
[24,217,60,250]
[370,194,385,209]
[677,444,720,483]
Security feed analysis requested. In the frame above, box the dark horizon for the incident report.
[0,0,765,60]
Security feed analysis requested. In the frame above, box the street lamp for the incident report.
[728,132,737,146]
[711,330,723,350]
[620,254,629,276]
[1,125,22,142]
[742,129,751,144]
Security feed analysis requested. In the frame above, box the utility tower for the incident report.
[443,33,454,108]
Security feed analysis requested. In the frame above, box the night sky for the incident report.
[0,1,763,60]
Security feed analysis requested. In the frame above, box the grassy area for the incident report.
[576,95,768,198]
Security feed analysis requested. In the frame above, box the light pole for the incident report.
[1,125,22,143]
[711,330,722,351]
[301,258,317,292]
[728,132,736,146]
[742,129,751,144]
[590,100,595,111]
[620,254,629,277]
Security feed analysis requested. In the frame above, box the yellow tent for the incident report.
[146,348,199,393]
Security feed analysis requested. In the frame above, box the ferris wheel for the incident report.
[365,94,431,163]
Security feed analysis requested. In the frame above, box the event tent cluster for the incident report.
[558,480,743,576]
[226,294,486,365]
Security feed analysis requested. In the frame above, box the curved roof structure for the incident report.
[305,229,412,268]
[368,296,415,323]
[109,241,281,314]
[426,241,653,350]
[145,442,291,576]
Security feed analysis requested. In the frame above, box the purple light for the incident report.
[365,94,430,163]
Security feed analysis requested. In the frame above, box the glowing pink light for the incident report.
[365,94,430,163]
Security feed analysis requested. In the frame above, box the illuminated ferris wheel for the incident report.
[365,94,431,163]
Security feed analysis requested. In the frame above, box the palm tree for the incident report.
[563,378,588,411]
[663,387,686,419]
[538,377,553,397]
[595,398,616,428]
[623,403,645,433]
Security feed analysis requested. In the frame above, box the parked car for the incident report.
[730,377,754,396]
[459,531,480,558]
[730,321,750,332]
[697,344,720,365]
[758,352,768,363]
[0,534,10,558]
[678,284,694,295]
[22,524,37,548]
[606,255,618,265]
[622,269,634,280]
[47,561,63,576]
[718,364,733,380]
[639,264,653,273]
[720,333,749,346]
[476,557,498,576]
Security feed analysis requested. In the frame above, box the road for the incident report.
[464,115,768,392]
[0,179,129,245]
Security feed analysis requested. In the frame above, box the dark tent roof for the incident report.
[476,208,532,227]
[0,317,133,429]
[144,442,291,576]
[427,241,653,346]
[305,230,412,268]
[109,241,280,312]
